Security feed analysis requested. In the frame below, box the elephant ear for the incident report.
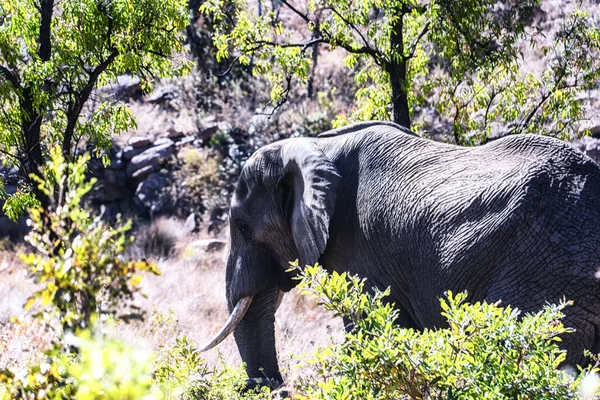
[280,141,341,266]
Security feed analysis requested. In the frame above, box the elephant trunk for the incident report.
[234,284,283,386]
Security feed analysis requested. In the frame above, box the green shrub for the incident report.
[154,336,267,399]
[19,148,160,331]
[0,330,161,400]
[294,263,600,400]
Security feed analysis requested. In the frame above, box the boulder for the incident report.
[165,126,187,140]
[572,136,600,163]
[104,169,127,187]
[185,212,196,232]
[128,135,153,149]
[154,137,175,147]
[135,172,171,216]
[131,165,156,181]
[176,136,195,147]
[187,238,228,253]
[106,159,125,170]
[122,145,147,161]
[148,86,177,105]
[126,140,175,177]
[91,182,125,203]
[113,75,143,101]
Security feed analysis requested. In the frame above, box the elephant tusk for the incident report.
[275,290,285,312]
[199,295,253,352]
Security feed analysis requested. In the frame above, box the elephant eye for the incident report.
[237,221,253,240]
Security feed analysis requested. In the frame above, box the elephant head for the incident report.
[200,139,341,387]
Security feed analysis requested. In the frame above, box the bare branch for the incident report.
[256,73,293,117]
[279,0,311,24]
[407,21,430,59]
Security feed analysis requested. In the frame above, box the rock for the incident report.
[165,126,187,140]
[0,216,28,241]
[131,165,156,181]
[148,86,177,104]
[572,136,600,163]
[187,238,227,253]
[113,75,143,101]
[122,145,146,161]
[106,159,125,170]
[126,141,175,177]
[248,112,269,136]
[128,135,153,148]
[91,182,125,203]
[199,124,219,141]
[176,136,195,147]
[185,213,196,232]
[104,169,127,187]
[154,137,174,147]
[198,115,219,140]
[135,172,171,216]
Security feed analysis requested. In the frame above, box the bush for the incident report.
[0,330,161,400]
[294,263,600,400]
[154,336,268,399]
[19,148,160,332]
[133,217,188,260]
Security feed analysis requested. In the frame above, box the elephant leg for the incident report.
[233,284,283,390]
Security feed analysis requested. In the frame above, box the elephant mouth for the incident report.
[199,290,285,352]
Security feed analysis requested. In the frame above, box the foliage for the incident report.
[173,146,229,217]
[0,341,74,400]
[19,147,160,332]
[0,331,161,400]
[0,0,193,217]
[442,8,600,144]
[201,0,600,142]
[154,336,267,399]
[294,263,600,399]
[67,331,161,400]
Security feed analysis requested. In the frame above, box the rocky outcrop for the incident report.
[86,113,233,222]
[571,126,600,164]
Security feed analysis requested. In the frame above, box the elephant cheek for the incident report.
[276,265,300,292]
[226,252,271,310]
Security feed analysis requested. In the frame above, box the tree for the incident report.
[0,0,192,212]
[201,0,600,143]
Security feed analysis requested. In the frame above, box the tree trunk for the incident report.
[307,16,320,99]
[307,40,319,99]
[20,86,48,207]
[387,15,411,129]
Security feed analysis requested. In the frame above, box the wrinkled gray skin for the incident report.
[226,121,600,387]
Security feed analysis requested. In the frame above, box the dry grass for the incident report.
[0,249,55,368]
[0,231,344,390]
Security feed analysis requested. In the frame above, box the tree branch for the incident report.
[407,21,430,59]
[62,49,118,158]
[279,0,311,24]
[327,6,377,59]
[0,65,20,89]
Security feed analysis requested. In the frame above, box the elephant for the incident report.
[201,121,600,389]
